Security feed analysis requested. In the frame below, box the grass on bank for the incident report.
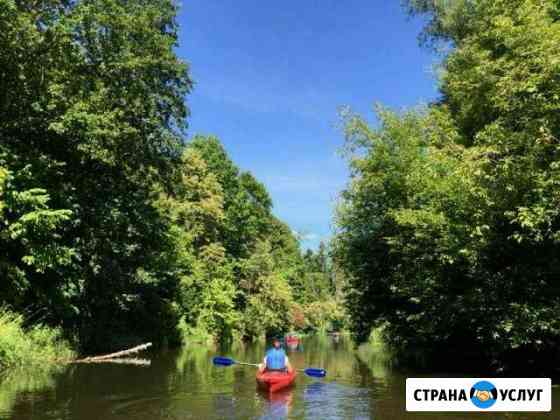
[0,308,75,370]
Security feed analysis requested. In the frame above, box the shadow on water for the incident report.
[1,335,559,419]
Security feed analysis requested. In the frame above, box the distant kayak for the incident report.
[285,335,299,344]
[256,370,297,393]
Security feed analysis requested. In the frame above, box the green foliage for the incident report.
[187,136,273,259]
[158,135,336,343]
[183,244,239,338]
[242,273,294,339]
[337,0,560,371]
[0,0,344,355]
[303,300,346,332]
[405,0,481,47]
[0,160,75,317]
[299,242,336,302]
[0,367,61,416]
[238,240,295,338]
[0,0,192,350]
[293,241,347,332]
[175,135,343,341]
[0,308,74,370]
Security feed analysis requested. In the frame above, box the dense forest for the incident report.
[334,0,560,373]
[2,0,559,377]
[0,0,343,360]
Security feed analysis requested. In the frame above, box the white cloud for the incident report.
[291,230,319,242]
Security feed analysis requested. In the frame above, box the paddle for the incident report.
[212,356,327,378]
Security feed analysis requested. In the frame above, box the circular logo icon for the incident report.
[470,381,498,409]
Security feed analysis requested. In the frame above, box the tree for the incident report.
[0,0,192,350]
[336,0,560,372]
[0,0,349,351]
[188,136,274,259]
[0,160,74,319]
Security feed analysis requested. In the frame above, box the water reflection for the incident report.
[0,367,61,416]
[304,381,372,419]
[212,392,238,419]
[1,335,559,419]
[286,342,299,351]
[258,388,293,419]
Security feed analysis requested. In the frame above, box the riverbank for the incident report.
[0,306,345,375]
[0,309,74,371]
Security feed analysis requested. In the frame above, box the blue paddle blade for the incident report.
[213,356,236,366]
[304,368,327,378]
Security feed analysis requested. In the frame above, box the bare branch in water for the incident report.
[57,343,153,366]
[72,357,151,366]
[75,342,152,362]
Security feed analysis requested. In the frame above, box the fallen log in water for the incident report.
[72,357,151,366]
[66,342,152,366]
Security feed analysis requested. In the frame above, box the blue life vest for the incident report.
[265,348,286,370]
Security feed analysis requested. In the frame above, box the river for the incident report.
[0,335,558,419]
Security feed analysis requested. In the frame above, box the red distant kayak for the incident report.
[256,370,297,393]
[285,336,299,344]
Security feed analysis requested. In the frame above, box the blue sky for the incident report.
[176,1,440,249]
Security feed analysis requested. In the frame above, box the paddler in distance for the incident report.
[258,337,293,373]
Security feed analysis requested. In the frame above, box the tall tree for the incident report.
[336,0,560,371]
[0,0,192,350]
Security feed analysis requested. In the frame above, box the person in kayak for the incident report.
[259,337,293,373]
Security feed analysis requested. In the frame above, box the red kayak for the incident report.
[256,370,297,393]
[285,336,299,344]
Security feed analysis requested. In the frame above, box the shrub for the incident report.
[0,309,74,370]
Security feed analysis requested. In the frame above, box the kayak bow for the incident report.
[256,370,297,393]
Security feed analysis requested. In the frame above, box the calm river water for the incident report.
[1,335,558,419]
